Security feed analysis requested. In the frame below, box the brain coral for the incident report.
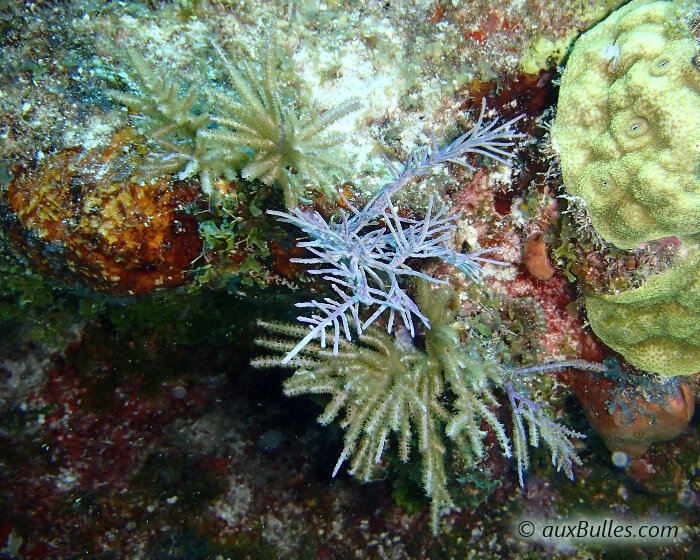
[554,0,700,249]
[585,249,699,376]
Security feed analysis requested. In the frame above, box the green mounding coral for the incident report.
[201,40,360,208]
[554,0,700,249]
[253,282,591,533]
[585,249,700,376]
[555,0,700,376]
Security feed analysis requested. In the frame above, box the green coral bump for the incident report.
[554,0,700,250]
[585,249,700,376]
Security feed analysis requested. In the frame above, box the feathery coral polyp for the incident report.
[268,99,524,363]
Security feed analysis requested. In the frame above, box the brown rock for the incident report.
[4,130,202,295]
[572,371,695,458]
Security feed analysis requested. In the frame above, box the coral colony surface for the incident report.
[0,1,698,559]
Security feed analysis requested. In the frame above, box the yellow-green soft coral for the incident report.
[585,249,700,376]
[554,0,700,249]
[202,40,360,208]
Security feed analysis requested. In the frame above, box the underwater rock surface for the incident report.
[5,130,202,295]
[0,1,698,559]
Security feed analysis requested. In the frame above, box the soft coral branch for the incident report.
[268,100,523,362]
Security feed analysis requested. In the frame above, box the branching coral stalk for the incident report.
[253,319,455,533]
[253,281,608,533]
[109,40,359,204]
[253,319,607,533]
[503,360,607,486]
[363,98,526,217]
[268,100,524,364]
[109,47,247,197]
